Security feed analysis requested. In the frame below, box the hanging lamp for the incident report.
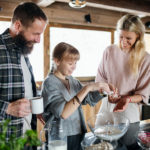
[69,0,86,8]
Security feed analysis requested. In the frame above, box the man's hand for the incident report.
[113,96,130,112]
[6,98,31,117]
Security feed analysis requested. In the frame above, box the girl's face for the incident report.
[119,30,138,52]
[56,58,77,76]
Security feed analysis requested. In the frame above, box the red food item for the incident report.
[138,132,150,145]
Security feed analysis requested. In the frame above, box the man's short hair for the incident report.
[12,2,47,27]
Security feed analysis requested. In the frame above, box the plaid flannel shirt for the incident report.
[0,29,37,140]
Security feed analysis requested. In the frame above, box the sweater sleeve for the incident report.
[95,47,109,83]
[82,91,104,106]
[42,78,66,119]
[134,55,150,104]
[72,78,104,106]
[0,100,9,119]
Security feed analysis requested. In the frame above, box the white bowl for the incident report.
[136,130,150,149]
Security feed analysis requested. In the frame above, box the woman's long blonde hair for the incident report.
[117,14,146,75]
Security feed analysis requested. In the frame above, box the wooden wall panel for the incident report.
[82,101,102,132]
[0,1,123,29]
[37,101,102,137]
[44,25,50,78]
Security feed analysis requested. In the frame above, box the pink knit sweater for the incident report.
[96,45,150,122]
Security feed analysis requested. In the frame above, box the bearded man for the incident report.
[0,2,47,140]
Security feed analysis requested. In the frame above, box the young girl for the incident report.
[41,42,112,150]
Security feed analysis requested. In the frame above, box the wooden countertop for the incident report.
[140,119,150,125]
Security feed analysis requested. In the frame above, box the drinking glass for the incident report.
[87,112,130,149]
[40,121,67,150]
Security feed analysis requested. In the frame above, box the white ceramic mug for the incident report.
[30,97,44,114]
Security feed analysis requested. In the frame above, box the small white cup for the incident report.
[30,97,44,114]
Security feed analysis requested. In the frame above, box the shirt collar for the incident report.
[1,28,21,52]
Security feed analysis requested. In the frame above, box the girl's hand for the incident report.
[108,84,121,103]
[113,96,130,112]
[90,82,111,93]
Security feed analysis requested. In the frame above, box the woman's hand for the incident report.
[108,95,121,103]
[113,96,130,112]
[108,84,121,103]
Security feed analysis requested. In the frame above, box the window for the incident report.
[144,33,150,54]
[29,34,44,81]
[50,26,112,79]
[0,20,44,82]
[0,20,10,34]
[114,30,119,44]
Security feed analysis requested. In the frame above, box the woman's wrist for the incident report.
[127,96,132,103]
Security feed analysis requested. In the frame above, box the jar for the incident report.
[40,121,67,150]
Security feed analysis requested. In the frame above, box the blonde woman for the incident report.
[96,14,150,123]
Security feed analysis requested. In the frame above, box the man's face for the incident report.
[14,19,46,54]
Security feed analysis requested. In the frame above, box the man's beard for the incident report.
[13,32,34,55]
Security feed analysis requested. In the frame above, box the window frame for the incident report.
[46,23,115,82]
[144,32,150,54]
[0,17,11,22]
[0,18,116,85]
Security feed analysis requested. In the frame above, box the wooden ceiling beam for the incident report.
[87,0,150,17]
[0,1,123,29]
[32,0,55,7]
[56,0,150,17]
[0,1,19,18]
[1,0,150,30]
[1,0,150,16]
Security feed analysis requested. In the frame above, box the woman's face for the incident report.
[119,30,138,52]
[56,58,77,76]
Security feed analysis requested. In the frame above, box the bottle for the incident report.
[39,123,51,150]
[48,120,67,150]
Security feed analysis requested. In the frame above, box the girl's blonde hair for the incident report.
[51,42,80,73]
[117,14,146,75]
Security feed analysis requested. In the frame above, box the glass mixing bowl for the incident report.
[87,112,130,142]
[136,130,150,149]
[81,132,115,150]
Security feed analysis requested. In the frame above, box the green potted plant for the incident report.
[0,120,41,150]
